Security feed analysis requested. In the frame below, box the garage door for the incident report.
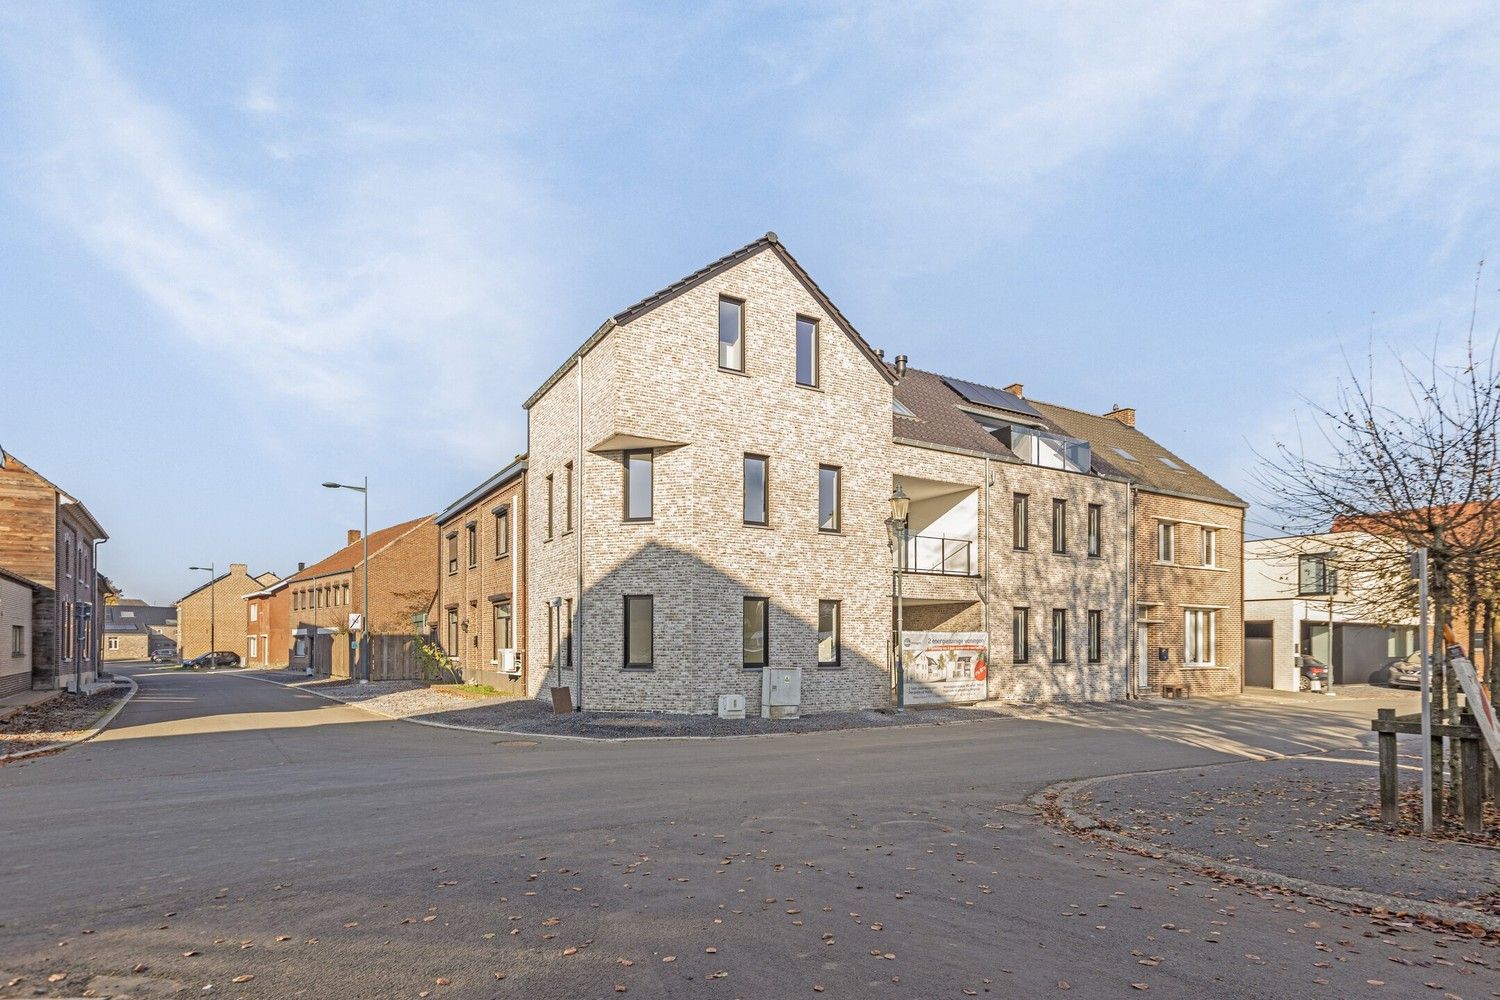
[1334,624,1392,685]
[1245,621,1275,687]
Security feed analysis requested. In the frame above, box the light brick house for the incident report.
[1036,402,1247,696]
[433,459,527,689]
[0,449,109,690]
[103,601,177,661]
[176,564,281,661]
[0,567,39,699]
[285,517,437,673]
[521,234,1140,715]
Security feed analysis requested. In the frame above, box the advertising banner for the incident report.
[901,631,988,705]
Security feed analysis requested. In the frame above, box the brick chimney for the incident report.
[229,562,247,575]
[1004,383,1024,397]
[1104,405,1136,428]
[347,529,362,546]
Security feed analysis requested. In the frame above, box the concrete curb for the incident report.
[0,676,139,763]
[224,670,1018,745]
[1035,765,1500,934]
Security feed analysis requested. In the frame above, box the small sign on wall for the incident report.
[348,613,362,631]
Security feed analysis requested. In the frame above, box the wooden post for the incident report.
[1460,733,1483,834]
[1377,709,1399,825]
[1431,734,1446,825]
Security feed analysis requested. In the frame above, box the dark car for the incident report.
[185,651,241,669]
[1388,651,1424,690]
[1296,654,1330,692]
[149,649,178,663]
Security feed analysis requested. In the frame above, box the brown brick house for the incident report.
[285,516,438,673]
[1034,401,1247,696]
[176,564,281,661]
[0,449,109,690]
[244,579,290,667]
[433,458,527,689]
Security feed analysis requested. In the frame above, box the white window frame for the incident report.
[1184,608,1217,667]
[1201,527,1217,568]
[1157,521,1175,563]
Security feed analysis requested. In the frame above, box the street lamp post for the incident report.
[189,563,216,665]
[323,478,369,684]
[886,485,910,713]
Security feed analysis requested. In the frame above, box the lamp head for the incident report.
[322,482,341,489]
[888,485,910,523]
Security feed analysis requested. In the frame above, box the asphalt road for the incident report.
[1,667,1491,999]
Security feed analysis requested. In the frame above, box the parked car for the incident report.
[185,651,240,669]
[1388,651,1424,689]
[1296,654,1330,692]
[149,649,178,663]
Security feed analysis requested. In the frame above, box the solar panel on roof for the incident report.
[941,377,1044,418]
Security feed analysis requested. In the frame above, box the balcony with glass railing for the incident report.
[892,475,979,577]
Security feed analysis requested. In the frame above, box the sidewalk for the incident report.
[1050,736,1499,930]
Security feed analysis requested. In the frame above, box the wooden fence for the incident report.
[309,633,423,681]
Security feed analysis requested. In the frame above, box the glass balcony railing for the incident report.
[900,534,974,576]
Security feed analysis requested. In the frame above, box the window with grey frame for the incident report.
[795,315,818,387]
[466,522,477,568]
[624,450,653,521]
[545,474,554,540]
[818,464,840,532]
[624,595,653,668]
[817,600,840,667]
[1087,609,1102,663]
[743,597,768,668]
[446,607,459,656]
[719,297,744,371]
[1051,498,1067,553]
[494,505,510,557]
[1012,493,1029,550]
[12,624,24,656]
[1087,503,1102,557]
[492,600,512,657]
[1050,609,1068,662]
[744,454,768,525]
[1297,553,1335,595]
[563,597,573,668]
[563,462,574,534]
[1012,606,1029,662]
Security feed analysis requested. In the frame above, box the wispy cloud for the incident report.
[0,5,562,464]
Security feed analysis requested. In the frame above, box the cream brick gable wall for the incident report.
[528,246,897,714]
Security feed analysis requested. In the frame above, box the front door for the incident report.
[1136,625,1150,691]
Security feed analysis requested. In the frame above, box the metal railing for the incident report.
[901,534,974,576]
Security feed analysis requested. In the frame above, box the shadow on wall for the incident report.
[990,566,1130,704]
[543,540,892,717]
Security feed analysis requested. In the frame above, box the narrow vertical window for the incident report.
[1201,527,1217,568]
[1087,610,1102,663]
[466,523,477,568]
[563,462,574,534]
[1051,609,1068,663]
[796,316,818,387]
[742,597,768,668]
[10,624,22,656]
[545,475,555,540]
[624,450,654,521]
[1157,522,1175,562]
[1051,499,1067,553]
[1087,504,1102,557]
[1012,494,1029,550]
[719,297,744,371]
[547,604,557,667]
[1185,609,1216,665]
[446,608,459,655]
[624,595,654,668]
[818,464,841,532]
[494,506,510,557]
[1012,607,1030,662]
[563,597,573,667]
[743,454,768,525]
[493,600,512,657]
[818,600,841,667]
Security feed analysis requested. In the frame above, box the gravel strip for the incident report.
[0,687,129,757]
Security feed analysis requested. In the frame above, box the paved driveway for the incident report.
[0,668,1487,999]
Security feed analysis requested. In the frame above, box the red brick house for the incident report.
[0,449,109,691]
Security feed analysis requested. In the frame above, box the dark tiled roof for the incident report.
[1029,400,1246,507]
[436,457,526,526]
[891,368,1016,459]
[104,604,176,632]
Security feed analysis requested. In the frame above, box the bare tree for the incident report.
[1254,267,1500,731]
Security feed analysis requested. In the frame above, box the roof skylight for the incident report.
[1111,446,1139,462]
[1158,456,1184,470]
[893,399,917,418]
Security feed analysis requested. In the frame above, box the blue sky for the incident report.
[2,2,1497,604]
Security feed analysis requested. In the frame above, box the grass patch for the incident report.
[430,683,518,700]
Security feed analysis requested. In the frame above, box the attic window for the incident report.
[893,399,917,418]
[1158,456,1183,471]
[1111,447,1139,462]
